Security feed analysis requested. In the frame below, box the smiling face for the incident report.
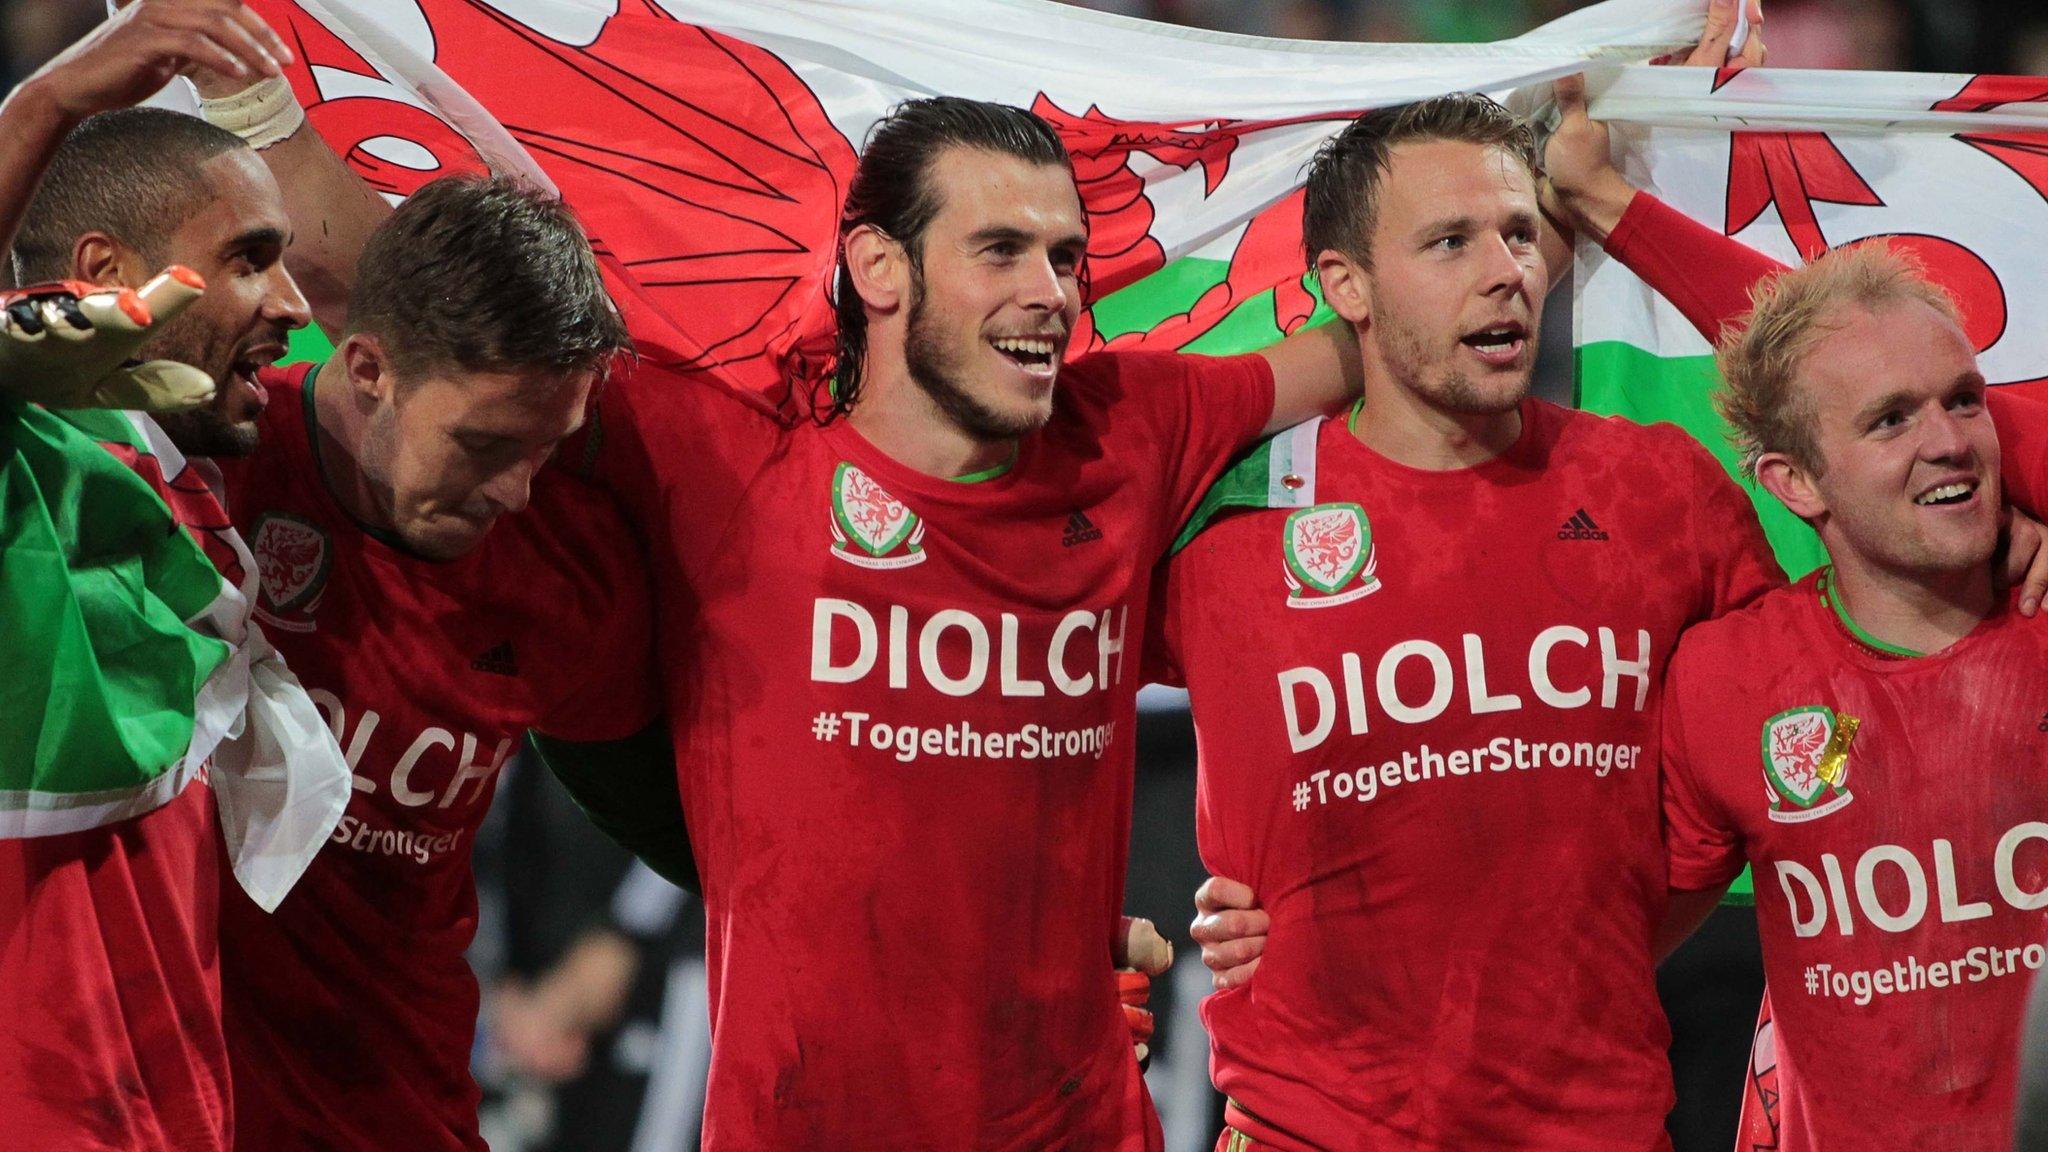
[894,146,1086,440]
[1788,298,2001,578]
[138,150,310,457]
[1359,139,1545,416]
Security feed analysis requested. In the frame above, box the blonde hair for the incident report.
[1715,241,1964,475]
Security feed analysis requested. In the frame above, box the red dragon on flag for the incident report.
[1718,72,2048,395]
[248,0,1342,400]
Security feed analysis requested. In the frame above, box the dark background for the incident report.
[8,1,2029,1149]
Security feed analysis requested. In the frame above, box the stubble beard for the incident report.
[903,278,1050,442]
[1375,292,1534,418]
[139,310,261,458]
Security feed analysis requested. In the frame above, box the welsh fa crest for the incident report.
[830,462,927,570]
[250,512,330,632]
[1762,705,1860,823]
[1282,502,1379,608]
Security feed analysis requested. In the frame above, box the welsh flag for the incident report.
[246,0,2048,566]
[0,403,236,836]
[247,0,1707,376]
[1576,65,2048,578]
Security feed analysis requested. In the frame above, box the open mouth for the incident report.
[1460,322,1528,366]
[1913,480,1978,507]
[990,334,1060,373]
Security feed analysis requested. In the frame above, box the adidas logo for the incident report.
[1062,509,1102,547]
[471,641,518,676]
[1557,509,1610,541]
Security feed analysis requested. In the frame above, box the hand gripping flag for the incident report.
[1575,64,2048,578]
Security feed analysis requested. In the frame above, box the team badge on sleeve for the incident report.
[1762,705,1860,823]
[251,512,332,632]
[1282,502,1379,608]
[830,462,927,570]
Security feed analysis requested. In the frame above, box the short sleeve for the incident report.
[1660,647,1748,892]
[1991,390,2048,519]
[1681,430,1787,621]
[580,361,782,585]
[1121,351,1275,538]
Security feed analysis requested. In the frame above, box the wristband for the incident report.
[197,75,306,151]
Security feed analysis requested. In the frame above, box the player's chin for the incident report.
[403,515,495,562]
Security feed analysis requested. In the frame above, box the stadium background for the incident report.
[7,1,2041,1148]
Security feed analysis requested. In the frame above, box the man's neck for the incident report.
[309,362,397,534]
[1823,549,1997,657]
[1348,374,1523,470]
[846,369,1018,481]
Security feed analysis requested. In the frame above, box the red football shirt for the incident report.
[1154,401,1782,1151]
[0,776,224,1152]
[0,412,242,1152]
[591,350,1273,1149]
[213,364,658,1151]
[1661,575,2048,1151]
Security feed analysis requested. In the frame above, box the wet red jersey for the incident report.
[591,350,1272,1149]
[213,363,657,1151]
[1154,401,1780,1151]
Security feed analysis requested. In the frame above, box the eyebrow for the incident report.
[221,227,288,257]
[965,225,1089,252]
[1852,389,1917,426]
[1414,210,1539,239]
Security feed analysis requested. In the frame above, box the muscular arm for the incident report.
[1253,319,1363,436]
[187,70,390,335]
[0,86,75,268]
[527,722,699,894]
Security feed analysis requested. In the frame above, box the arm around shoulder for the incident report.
[528,723,699,894]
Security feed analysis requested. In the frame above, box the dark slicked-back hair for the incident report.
[347,174,631,385]
[830,96,1071,419]
[10,108,247,285]
[1301,93,1538,272]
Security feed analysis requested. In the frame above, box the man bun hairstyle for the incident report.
[10,108,247,285]
[1301,92,1538,272]
[830,96,1071,420]
[347,174,631,385]
[1716,240,1965,477]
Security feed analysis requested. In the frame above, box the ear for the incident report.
[1755,451,1828,521]
[1314,247,1371,328]
[336,333,396,405]
[72,233,143,289]
[844,224,908,315]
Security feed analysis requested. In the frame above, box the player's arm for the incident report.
[526,723,700,895]
[1,0,288,258]
[1534,0,1767,283]
[1655,884,1730,963]
[169,7,391,338]
[1253,320,1363,436]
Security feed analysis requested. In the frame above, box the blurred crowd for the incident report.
[15,0,2048,88]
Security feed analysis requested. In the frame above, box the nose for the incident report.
[264,262,313,332]
[481,459,540,516]
[1918,401,1975,465]
[1017,252,1070,316]
[1478,233,1531,298]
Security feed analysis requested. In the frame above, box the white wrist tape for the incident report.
[197,75,306,151]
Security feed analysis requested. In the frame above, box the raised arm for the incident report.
[2,1,288,264]
[164,1,390,335]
